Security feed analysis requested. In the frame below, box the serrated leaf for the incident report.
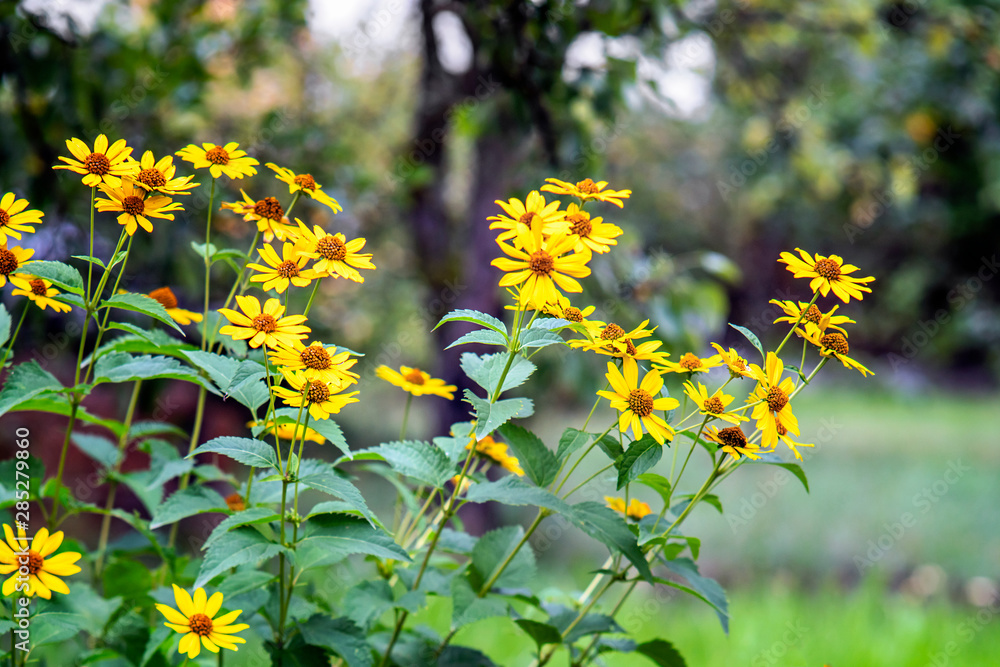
[373,440,453,488]
[216,570,275,599]
[547,605,622,643]
[202,508,279,550]
[105,322,164,346]
[26,612,85,647]
[190,436,279,469]
[0,304,11,348]
[297,515,409,565]
[460,352,536,396]
[102,292,184,333]
[497,423,559,487]
[463,390,533,439]
[464,476,571,514]
[92,353,210,389]
[516,619,562,649]
[298,615,373,667]
[22,260,84,294]
[616,435,662,490]
[195,526,288,588]
[566,501,653,583]
[555,428,591,463]
[748,452,810,492]
[437,646,497,667]
[0,360,64,417]
[636,639,688,666]
[472,526,537,591]
[636,473,672,505]
[72,433,120,470]
[266,408,352,457]
[596,432,625,461]
[150,485,229,529]
[298,465,375,525]
[146,458,194,490]
[451,574,508,626]
[446,329,508,349]
[517,328,565,350]
[728,323,764,359]
[434,309,508,338]
[658,557,729,633]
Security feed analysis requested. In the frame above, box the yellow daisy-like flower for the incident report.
[799,323,874,378]
[563,203,623,254]
[155,585,249,658]
[771,299,854,336]
[466,435,524,476]
[540,177,632,208]
[654,352,723,375]
[220,190,296,242]
[9,274,72,313]
[272,369,360,421]
[488,191,568,247]
[0,245,35,288]
[175,142,259,180]
[247,242,317,293]
[247,419,326,444]
[0,525,81,599]
[775,418,814,460]
[95,181,183,236]
[747,352,800,450]
[0,192,44,244]
[569,319,655,357]
[53,134,134,187]
[146,287,203,325]
[704,425,764,461]
[778,249,875,303]
[293,221,375,283]
[375,365,456,400]
[266,163,343,213]
[604,496,652,521]
[269,341,359,387]
[682,381,746,426]
[492,228,592,308]
[218,295,310,349]
[597,357,678,445]
[709,343,753,379]
[126,150,199,195]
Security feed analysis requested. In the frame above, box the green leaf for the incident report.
[548,606,622,643]
[555,428,592,463]
[437,646,497,667]
[464,476,571,515]
[497,423,559,487]
[434,309,508,339]
[635,639,688,667]
[616,435,662,490]
[190,436,279,469]
[146,458,194,490]
[0,360,63,417]
[446,329,508,349]
[463,390,534,439]
[461,352,536,395]
[728,323,764,359]
[22,260,84,294]
[515,619,563,650]
[92,353,210,389]
[659,557,729,633]
[636,473,672,505]
[202,508,279,550]
[297,515,409,566]
[140,626,174,667]
[102,292,184,333]
[566,501,653,583]
[471,526,537,591]
[298,466,376,526]
[596,432,625,461]
[298,616,373,667]
[749,452,810,492]
[372,440,454,488]
[195,526,288,588]
[266,408,352,457]
[26,612,85,648]
[105,322,165,346]
[451,574,508,626]
[72,433,120,470]
[0,304,11,348]
[216,570,276,599]
[149,486,228,529]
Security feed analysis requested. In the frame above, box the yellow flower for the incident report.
[0,192,44,244]
[747,352,799,450]
[682,381,746,426]
[771,299,854,335]
[247,242,317,293]
[53,134,134,187]
[95,181,183,236]
[488,191,568,247]
[775,418,814,460]
[0,525,81,599]
[155,585,249,658]
[654,352,723,375]
[9,274,72,313]
[272,369,360,420]
[597,357,678,444]
[492,228,592,308]
[778,249,875,303]
[269,341,359,387]
[293,221,375,283]
[466,435,524,476]
[220,190,296,242]
[218,295,309,349]
[247,419,326,444]
[266,163,343,213]
[0,245,35,288]
[376,365,456,400]
[563,203,623,254]
[175,142,259,180]
[709,343,753,379]
[569,319,655,357]
[146,287,203,325]
[604,496,652,520]
[126,150,199,195]
[704,425,764,461]
[800,323,873,377]
[541,177,632,207]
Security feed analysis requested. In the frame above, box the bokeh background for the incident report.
[2,0,999,664]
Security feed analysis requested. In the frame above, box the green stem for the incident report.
[201,177,216,351]
[209,229,261,351]
[478,510,546,596]
[83,233,135,386]
[773,292,820,357]
[0,305,29,371]
[561,463,614,500]
[301,279,321,319]
[399,394,412,442]
[553,422,614,494]
[86,186,95,306]
[166,385,206,551]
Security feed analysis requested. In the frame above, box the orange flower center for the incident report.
[122,195,145,217]
[519,211,537,226]
[813,258,841,280]
[85,152,111,175]
[225,493,246,512]
[528,250,554,276]
[253,197,284,222]
[188,613,213,636]
[205,146,230,165]
[703,396,725,414]
[300,345,332,370]
[149,287,178,309]
[716,426,747,449]
[403,369,426,385]
[137,168,167,188]
[576,178,599,194]
[29,279,47,297]
[627,388,654,417]
[776,422,788,437]
[306,380,330,403]
[765,385,788,412]
[563,307,583,322]
[294,174,317,191]
[276,260,299,278]
[600,323,626,340]
[0,249,19,275]
[625,339,637,356]
[803,304,822,324]
[317,235,347,261]
[252,314,277,333]
[567,212,592,237]
[23,550,43,575]
[0,210,9,226]
[820,332,849,356]
[679,353,702,371]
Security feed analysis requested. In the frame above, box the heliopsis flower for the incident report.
[683,381,746,425]
[95,181,183,236]
[147,287,203,325]
[53,134,133,187]
[710,343,753,379]
[272,369,360,420]
[248,419,326,445]
[778,249,875,303]
[654,352,723,375]
[605,496,652,520]
[569,319,655,357]
[545,296,595,323]
[771,299,854,335]
[9,275,72,313]
[597,357,678,444]
[221,190,295,242]
[704,425,763,461]
[541,177,632,208]
[293,221,375,283]
[775,418,814,460]
[0,192,44,243]
[375,365,456,400]
[218,295,310,349]
[0,525,81,599]
[269,341,359,387]
[155,585,249,658]
[0,245,35,288]
[176,142,259,180]
[799,323,874,377]
[747,352,799,450]
[225,493,246,512]
[563,203,622,254]
[488,191,568,246]
[266,163,342,213]
[466,435,524,476]
[492,227,592,308]
[247,242,317,293]
[127,150,199,195]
